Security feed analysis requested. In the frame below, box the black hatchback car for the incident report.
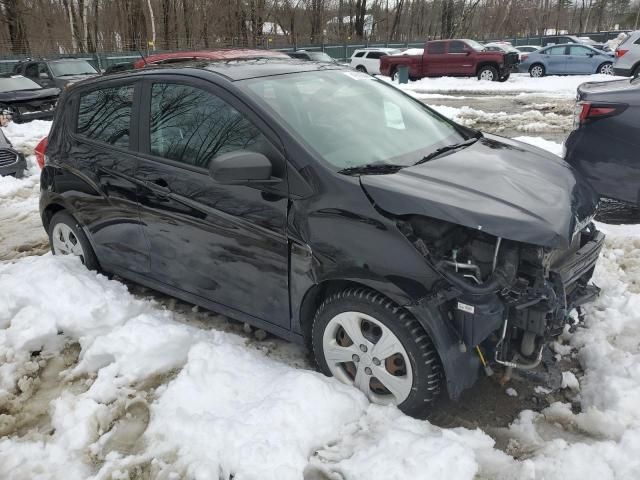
[40,59,605,415]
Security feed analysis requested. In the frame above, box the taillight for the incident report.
[574,101,627,127]
[615,49,628,58]
[35,136,48,169]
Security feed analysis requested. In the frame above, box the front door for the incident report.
[446,40,474,76]
[424,41,448,76]
[135,79,290,327]
[566,45,597,74]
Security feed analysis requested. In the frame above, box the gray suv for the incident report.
[613,30,640,77]
[13,58,100,88]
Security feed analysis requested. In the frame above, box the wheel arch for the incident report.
[475,61,499,74]
[41,202,66,231]
[596,60,613,73]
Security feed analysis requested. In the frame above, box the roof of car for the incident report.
[136,49,288,67]
[78,58,346,85]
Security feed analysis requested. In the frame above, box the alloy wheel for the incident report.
[52,223,85,263]
[530,65,543,77]
[322,311,413,405]
[600,63,614,75]
[479,69,495,81]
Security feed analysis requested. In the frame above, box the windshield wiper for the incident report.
[413,137,480,166]
[338,163,405,176]
[57,73,94,77]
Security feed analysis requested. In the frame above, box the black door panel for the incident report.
[135,79,290,327]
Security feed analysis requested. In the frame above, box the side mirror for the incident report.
[209,150,277,185]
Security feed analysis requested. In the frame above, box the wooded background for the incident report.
[1,0,639,55]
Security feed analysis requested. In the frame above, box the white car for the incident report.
[515,45,542,53]
[349,48,401,75]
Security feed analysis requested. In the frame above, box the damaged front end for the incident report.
[399,215,604,386]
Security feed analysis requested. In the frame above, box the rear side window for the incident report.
[366,52,386,59]
[569,45,592,56]
[545,46,566,55]
[427,42,445,54]
[76,85,133,148]
[149,83,269,168]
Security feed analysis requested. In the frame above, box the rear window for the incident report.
[76,85,134,148]
[427,42,445,54]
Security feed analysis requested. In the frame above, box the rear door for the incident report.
[134,77,290,327]
[65,80,149,273]
[424,41,448,76]
[566,45,596,74]
[543,46,568,74]
[363,51,386,74]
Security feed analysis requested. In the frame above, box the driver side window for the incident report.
[149,83,274,169]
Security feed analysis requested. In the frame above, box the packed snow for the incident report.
[2,78,640,480]
[387,72,623,97]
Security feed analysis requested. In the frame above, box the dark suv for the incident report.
[40,60,604,415]
[13,58,100,88]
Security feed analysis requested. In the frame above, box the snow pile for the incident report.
[386,72,622,97]
[0,121,51,260]
[430,104,571,133]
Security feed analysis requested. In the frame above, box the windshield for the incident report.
[243,70,467,170]
[0,75,42,92]
[465,40,486,51]
[49,60,98,77]
[308,52,335,63]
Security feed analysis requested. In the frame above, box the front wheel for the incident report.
[498,72,511,82]
[477,65,499,81]
[312,288,443,417]
[48,210,99,270]
[598,62,614,75]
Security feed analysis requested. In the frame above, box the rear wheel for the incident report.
[498,72,511,82]
[312,288,443,417]
[48,210,99,270]
[477,65,499,81]
[530,63,545,77]
[598,62,614,75]
[355,65,367,73]
[390,69,398,81]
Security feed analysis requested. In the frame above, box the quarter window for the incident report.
[353,51,365,58]
[149,83,268,168]
[76,85,133,148]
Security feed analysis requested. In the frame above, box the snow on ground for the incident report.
[0,121,51,261]
[2,84,640,479]
[386,72,623,97]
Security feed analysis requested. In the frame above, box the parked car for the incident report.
[40,60,604,416]
[0,127,26,178]
[519,44,614,77]
[484,42,524,65]
[379,39,519,81]
[565,77,640,206]
[540,34,584,46]
[287,50,337,63]
[133,49,288,69]
[13,58,99,88]
[613,30,640,77]
[515,45,541,53]
[0,74,59,123]
[349,48,401,74]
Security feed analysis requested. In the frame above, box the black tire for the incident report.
[48,210,99,270]
[498,72,511,82]
[390,69,397,81]
[355,65,367,73]
[311,288,443,417]
[529,63,545,77]
[477,65,499,81]
[632,65,640,78]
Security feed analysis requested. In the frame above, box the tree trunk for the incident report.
[182,0,191,47]
[2,0,30,54]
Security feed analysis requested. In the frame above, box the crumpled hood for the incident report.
[0,87,60,103]
[360,134,599,249]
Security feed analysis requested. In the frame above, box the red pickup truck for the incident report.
[380,39,519,82]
